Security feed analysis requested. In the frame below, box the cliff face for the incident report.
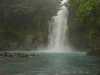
[0,33,47,51]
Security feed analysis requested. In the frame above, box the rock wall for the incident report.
[0,33,47,51]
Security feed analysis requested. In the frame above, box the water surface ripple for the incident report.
[0,52,100,75]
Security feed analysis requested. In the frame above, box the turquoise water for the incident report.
[0,52,100,75]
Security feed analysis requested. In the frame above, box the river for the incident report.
[0,52,100,75]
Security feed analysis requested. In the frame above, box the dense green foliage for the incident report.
[68,0,100,50]
[0,0,60,50]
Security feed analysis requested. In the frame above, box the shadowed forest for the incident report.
[68,0,100,52]
[0,0,59,50]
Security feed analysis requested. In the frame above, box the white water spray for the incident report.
[48,0,71,52]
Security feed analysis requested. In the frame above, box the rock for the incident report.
[37,55,40,57]
[31,54,35,56]
[97,60,100,64]
[0,73,7,75]
[98,72,100,75]
[9,53,14,57]
[28,55,32,57]
[0,52,41,58]
[86,49,100,57]
[4,52,11,56]
[0,54,3,56]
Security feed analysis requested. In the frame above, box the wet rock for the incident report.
[31,54,35,56]
[98,72,100,75]
[0,54,3,56]
[97,60,100,64]
[4,52,10,56]
[0,52,40,58]
[0,73,7,75]
[86,49,100,57]
[37,55,40,57]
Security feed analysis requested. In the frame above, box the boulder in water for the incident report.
[4,52,12,56]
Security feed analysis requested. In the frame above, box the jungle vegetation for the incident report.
[0,0,100,51]
[0,0,60,50]
[68,0,100,51]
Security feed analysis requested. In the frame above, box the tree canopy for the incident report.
[0,0,59,42]
[68,0,100,50]
[0,0,60,50]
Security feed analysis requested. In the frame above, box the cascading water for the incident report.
[48,0,71,52]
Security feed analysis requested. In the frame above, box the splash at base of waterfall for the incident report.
[47,0,72,53]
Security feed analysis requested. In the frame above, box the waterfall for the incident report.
[48,0,71,52]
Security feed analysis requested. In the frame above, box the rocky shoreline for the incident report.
[0,52,40,58]
[86,49,100,57]
[86,50,100,75]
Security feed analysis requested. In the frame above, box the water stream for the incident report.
[48,0,71,52]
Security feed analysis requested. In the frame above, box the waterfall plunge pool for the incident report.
[0,51,100,75]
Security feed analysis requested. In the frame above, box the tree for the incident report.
[68,0,100,50]
[0,0,60,50]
